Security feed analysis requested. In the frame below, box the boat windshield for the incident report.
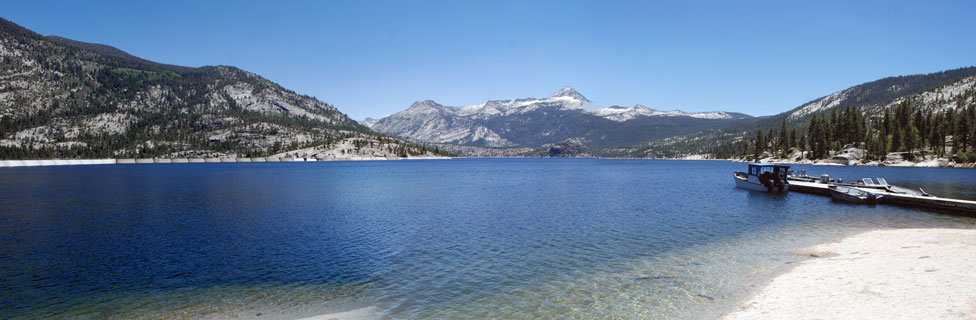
[750,165,787,178]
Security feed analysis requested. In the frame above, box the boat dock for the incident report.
[789,179,976,215]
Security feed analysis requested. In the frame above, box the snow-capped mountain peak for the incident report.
[591,105,654,121]
[549,86,589,102]
[590,104,743,122]
[366,86,753,150]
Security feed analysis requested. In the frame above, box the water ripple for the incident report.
[0,160,974,319]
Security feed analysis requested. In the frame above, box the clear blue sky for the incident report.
[4,0,974,119]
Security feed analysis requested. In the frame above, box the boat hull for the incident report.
[828,186,882,204]
[829,189,867,204]
[734,174,789,192]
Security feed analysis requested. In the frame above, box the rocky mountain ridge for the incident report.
[786,68,976,123]
[0,17,443,159]
[365,86,752,152]
[620,67,976,159]
[591,104,750,122]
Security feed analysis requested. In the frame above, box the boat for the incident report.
[828,185,884,204]
[857,177,932,197]
[786,169,818,182]
[885,185,931,197]
[734,163,790,192]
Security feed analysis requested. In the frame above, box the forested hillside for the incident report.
[740,96,976,163]
[619,67,976,162]
[0,17,443,159]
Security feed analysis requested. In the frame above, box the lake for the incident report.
[1,159,975,319]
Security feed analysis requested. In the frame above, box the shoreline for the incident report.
[722,228,976,320]
[666,157,975,168]
[2,156,973,168]
[732,159,975,168]
[0,156,452,168]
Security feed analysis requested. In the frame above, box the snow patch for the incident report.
[591,105,738,121]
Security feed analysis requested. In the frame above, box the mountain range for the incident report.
[367,66,975,158]
[1,15,973,160]
[365,86,752,152]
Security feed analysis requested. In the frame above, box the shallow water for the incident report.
[1,159,974,319]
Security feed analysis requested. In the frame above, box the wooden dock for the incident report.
[789,179,976,215]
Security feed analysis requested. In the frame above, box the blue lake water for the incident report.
[1,159,975,319]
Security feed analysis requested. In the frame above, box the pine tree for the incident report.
[778,120,788,157]
[924,110,934,147]
[808,114,825,159]
[968,104,976,153]
[739,138,750,159]
[892,127,904,152]
[798,130,808,160]
[916,110,928,146]
[958,113,970,153]
[946,110,956,153]
[789,128,797,150]
[828,108,838,144]
[754,129,764,158]
[818,114,831,158]
[906,124,921,158]
[895,99,912,128]
[931,112,945,156]
[852,106,866,145]
[865,131,880,161]
[882,108,892,139]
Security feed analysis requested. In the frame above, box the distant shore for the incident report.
[723,228,976,320]
[3,156,973,169]
[665,154,975,168]
[0,156,450,168]
[730,158,975,168]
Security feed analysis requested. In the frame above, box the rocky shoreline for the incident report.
[0,155,449,168]
[732,147,975,168]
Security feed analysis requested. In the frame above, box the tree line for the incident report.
[729,99,976,163]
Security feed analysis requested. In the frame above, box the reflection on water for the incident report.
[0,159,974,319]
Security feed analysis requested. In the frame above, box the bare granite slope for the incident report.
[0,17,443,160]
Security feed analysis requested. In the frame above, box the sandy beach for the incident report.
[297,306,377,320]
[723,228,976,320]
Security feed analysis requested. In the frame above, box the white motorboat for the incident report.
[733,163,790,192]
